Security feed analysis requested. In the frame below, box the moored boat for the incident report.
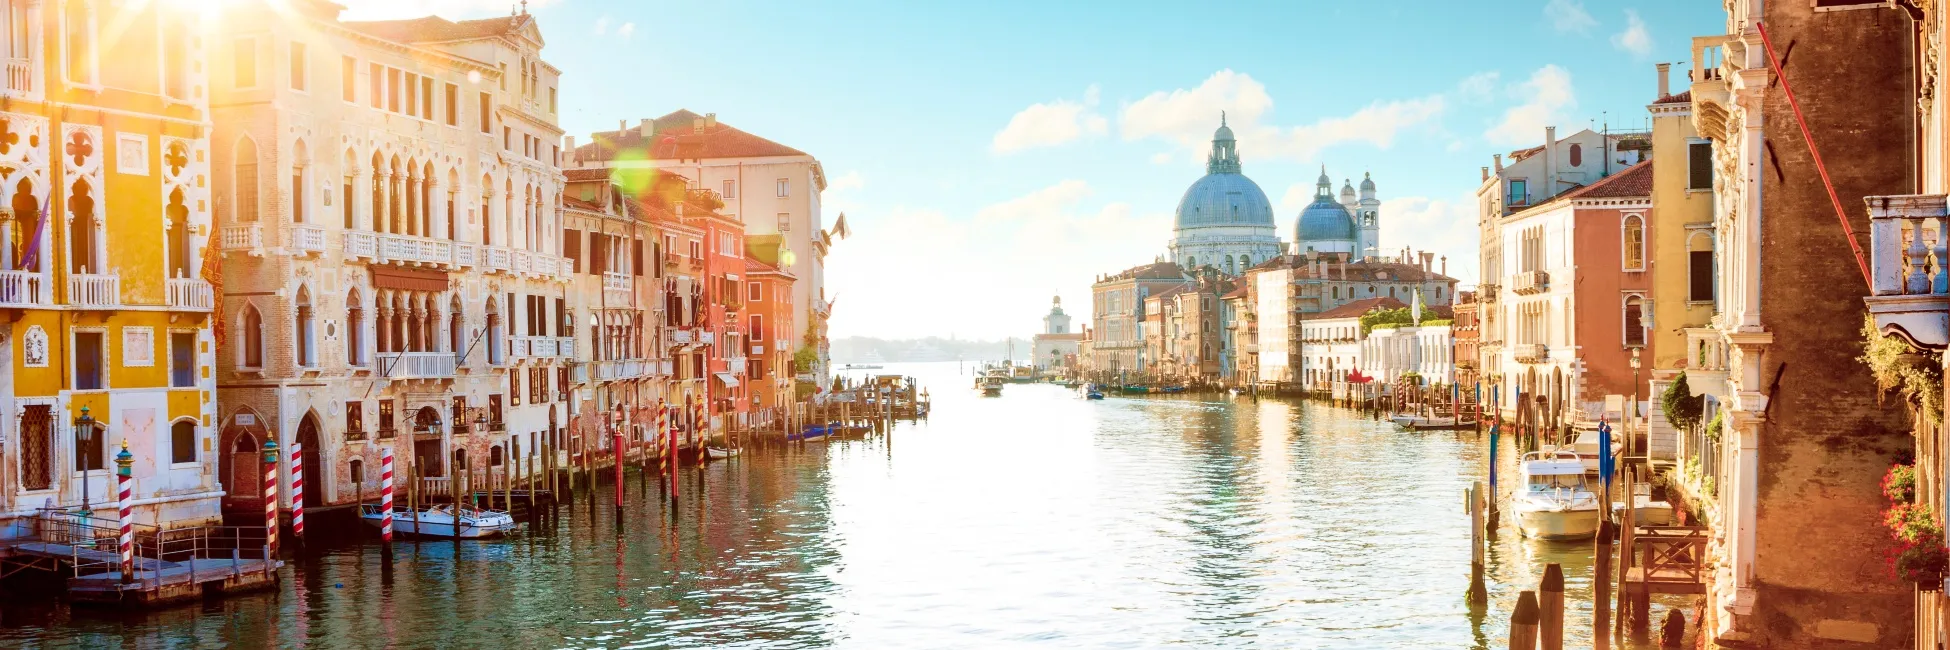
[1513,449,1603,541]
[359,503,518,539]
[705,446,740,461]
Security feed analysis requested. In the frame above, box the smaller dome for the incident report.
[1297,199,1358,242]
[1214,123,1234,141]
[1359,172,1376,191]
[1339,180,1355,200]
[1316,167,1331,187]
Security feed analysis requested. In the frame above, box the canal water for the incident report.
[2,362,1689,648]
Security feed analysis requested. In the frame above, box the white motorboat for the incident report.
[1389,413,1461,429]
[704,446,740,461]
[1566,427,1623,476]
[359,503,518,539]
[1513,449,1603,541]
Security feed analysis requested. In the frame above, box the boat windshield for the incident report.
[1527,474,1586,491]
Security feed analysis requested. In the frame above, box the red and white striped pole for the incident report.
[379,448,395,543]
[290,442,305,544]
[262,439,280,557]
[114,441,133,584]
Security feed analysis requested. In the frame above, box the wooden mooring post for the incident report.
[1540,563,1564,650]
[1594,519,1614,650]
[1467,481,1488,604]
[1510,590,1539,650]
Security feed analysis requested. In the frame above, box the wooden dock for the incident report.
[0,513,280,607]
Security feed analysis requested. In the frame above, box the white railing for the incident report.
[528,336,557,358]
[557,337,575,358]
[485,246,512,272]
[1866,194,1950,348]
[700,331,715,345]
[659,360,674,376]
[166,277,214,312]
[532,255,559,277]
[344,231,377,259]
[67,272,119,308]
[376,233,453,268]
[1512,343,1549,363]
[5,57,30,95]
[604,272,631,305]
[290,225,326,254]
[1510,270,1550,296]
[509,336,529,358]
[728,357,746,374]
[669,329,693,345]
[220,224,263,252]
[0,269,49,307]
[453,242,478,268]
[376,351,457,380]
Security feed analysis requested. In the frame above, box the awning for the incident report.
[713,372,740,388]
[372,266,450,292]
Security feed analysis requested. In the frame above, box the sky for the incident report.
[339,0,1724,341]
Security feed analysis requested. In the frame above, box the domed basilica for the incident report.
[1168,117,1381,275]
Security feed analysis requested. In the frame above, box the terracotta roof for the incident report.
[1221,286,1249,300]
[1291,260,1458,284]
[1306,297,1408,320]
[578,110,807,162]
[1098,261,1185,283]
[1564,160,1653,199]
[342,15,529,44]
[1653,90,1692,105]
[1508,144,1546,162]
[561,196,604,212]
[563,168,612,182]
[1148,285,1191,302]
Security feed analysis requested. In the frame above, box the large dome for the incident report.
[1296,198,1357,242]
[1174,172,1275,229]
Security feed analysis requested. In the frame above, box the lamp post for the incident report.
[74,406,97,516]
[1629,347,1642,456]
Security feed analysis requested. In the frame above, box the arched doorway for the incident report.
[296,413,323,508]
[228,432,260,509]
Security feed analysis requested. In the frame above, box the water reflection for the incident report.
[2,362,1685,648]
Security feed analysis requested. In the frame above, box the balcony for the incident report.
[604,272,632,305]
[5,56,30,97]
[290,225,327,256]
[1865,194,1950,349]
[1690,35,1735,140]
[1512,343,1549,364]
[1478,283,1499,302]
[0,269,49,307]
[345,427,368,441]
[728,357,747,373]
[1682,327,1731,397]
[1510,270,1550,295]
[669,329,694,345]
[220,224,264,255]
[67,273,119,308]
[511,336,573,361]
[375,351,458,380]
[594,359,648,381]
[166,276,214,312]
[453,242,478,268]
[484,246,512,273]
[374,233,454,268]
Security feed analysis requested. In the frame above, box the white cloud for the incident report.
[1543,0,1597,33]
[1456,72,1500,104]
[617,22,636,39]
[1279,183,1315,212]
[829,170,865,192]
[1149,152,1172,165]
[338,0,562,20]
[1612,10,1652,57]
[976,179,1093,220]
[1120,69,1444,164]
[991,86,1109,154]
[824,182,1171,339]
[1484,65,1577,147]
[1378,194,1481,283]
[594,16,609,35]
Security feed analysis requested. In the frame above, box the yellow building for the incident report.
[0,0,220,529]
[1642,63,1717,460]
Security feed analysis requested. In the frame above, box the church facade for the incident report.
[1167,118,1384,274]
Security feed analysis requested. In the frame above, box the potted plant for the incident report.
[1892,542,1949,590]
[1886,463,1918,504]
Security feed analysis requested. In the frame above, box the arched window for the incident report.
[450,295,465,358]
[1185,256,1195,268]
[1624,295,1646,347]
[63,0,91,84]
[234,137,260,222]
[67,177,98,274]
[1568,143,1583,167]
[295,286,316,367]
[290,139,307,223]
[370,152,386,232]
[346,288,365,366]
[167,188,191,278]
[240,303,264,368]
[343,149,358,229]
[486,298,503,364]
[1622,215,1645,271]
[170,420,196,464]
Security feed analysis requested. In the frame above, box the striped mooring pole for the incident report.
[115,441,134,585]
[379,448,395,543]
[262,438,280,556]
[290,443,305,543]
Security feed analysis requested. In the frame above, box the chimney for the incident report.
[618,120,627,132]
[1493,153,1504,173]
[1421,252,1434,273]
[1656,62,1671,99]
[705,113,717,129]
[691,117,704,134]
[639,119,654,138]
[1481,166,1490,182]
[1543,126,1558,197]
[1441,255,1448,277]
[563,135,577,165]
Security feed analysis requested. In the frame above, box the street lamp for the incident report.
[1630,347,1642,455]
[74,406,97,515]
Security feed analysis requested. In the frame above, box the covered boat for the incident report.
[360,503,518,539]
[1513,450,1602,541]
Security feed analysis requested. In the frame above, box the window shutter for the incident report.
[563,229,581,272]
[588,231,603,274]
[1688,143,1712,190]
[633,239,644,276]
